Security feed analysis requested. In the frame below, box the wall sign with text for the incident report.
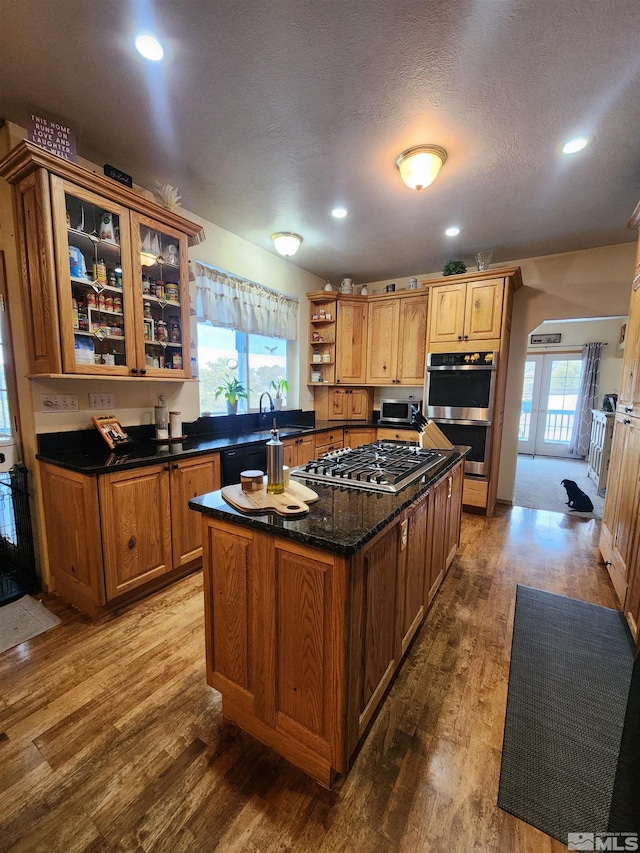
[28,114,76,162]
[530,333,562,345]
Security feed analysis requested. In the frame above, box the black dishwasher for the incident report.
[221,444,267,486]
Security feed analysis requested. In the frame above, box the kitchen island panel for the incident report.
[209,523,252,691]
[202,520,349,786]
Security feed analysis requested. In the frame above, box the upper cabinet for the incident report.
[365,291,429,385]
[0,141,204,377]
[427,277,504,349]
[335,297,368,384]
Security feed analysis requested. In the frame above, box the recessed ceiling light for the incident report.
[135,34,164,61]
[445,226,460,237]
[331,207,348,219]
[562,136,591,154]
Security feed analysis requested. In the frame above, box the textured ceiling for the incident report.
[1,0,639,284]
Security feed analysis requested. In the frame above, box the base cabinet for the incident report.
[40,453,220,617]
[200,459,464,786]
[600,415,640,617]
[283,434,316,468]
[343,426,376,447]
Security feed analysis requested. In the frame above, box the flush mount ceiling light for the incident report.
[135,34,164,61]
[271,232,303,257]
[445,226,460,237]
[396,145,447,190]
[331,207,348,219]
[562,135,593,154]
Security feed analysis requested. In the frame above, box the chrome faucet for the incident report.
[259,391,274,424]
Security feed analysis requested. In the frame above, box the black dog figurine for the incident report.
[561,479,594,512]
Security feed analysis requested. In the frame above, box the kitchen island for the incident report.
[189,447,466,786]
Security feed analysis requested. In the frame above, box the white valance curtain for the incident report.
[195,261,299,340]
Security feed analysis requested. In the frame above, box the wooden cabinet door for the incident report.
[619,259,640,412]
[99,464,172,599]
[428,474,449,604]
[283,437,297,468]
[40,463,105,608]
[50,176,136,376]
[399,493,429,653]
[463,278,504,342]
[366,299,400,384]
[170,453,220,568]
[343,427,376,448]
[428,283,466,345]
[348,387,372,420]
[329,387,348,419]
[284,434,316,466]
[336,299,368,384]
[397,294,429,384]
[611,420,640,581]
[444,462,464,570]
[358,524,399,730]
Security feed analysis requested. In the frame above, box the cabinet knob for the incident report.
[604,560,611,567]
[140,369,147,375]
[163,465,170,471]
[457,335,462,341]
[172,463,179,469]
[463,335,468,340]
[336,378,341,383]
[131,368,138,375]
[625,406,633,413]
[624,418,631,425]
[128,537,136,550]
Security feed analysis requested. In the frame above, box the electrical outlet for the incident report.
[89,393,114,409]
[41,394,79,412]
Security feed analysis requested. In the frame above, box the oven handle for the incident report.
[431,417,493,426]
[426,364,497,371]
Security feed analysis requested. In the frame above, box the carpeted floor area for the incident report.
[514,455,604,517]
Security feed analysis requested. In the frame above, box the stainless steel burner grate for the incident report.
[289,442,446,493]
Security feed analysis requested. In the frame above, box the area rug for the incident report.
[498,585,636,845]
[0,595,61,653]
[514,455,604,518]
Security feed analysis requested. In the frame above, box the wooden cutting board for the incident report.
[221,479,319,516]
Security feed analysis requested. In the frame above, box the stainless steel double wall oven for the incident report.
[424,351,498,476]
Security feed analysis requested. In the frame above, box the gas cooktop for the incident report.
[289,442,446,493]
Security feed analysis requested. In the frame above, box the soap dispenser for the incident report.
[266,419,284,494]
[155,394,169,440]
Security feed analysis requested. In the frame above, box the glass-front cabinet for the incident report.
[132,214,190,378]
[49,178,191,377]
[0,140,204,379]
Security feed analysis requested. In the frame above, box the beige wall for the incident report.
[363,241,638,502]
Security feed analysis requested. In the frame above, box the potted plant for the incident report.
[215,374,247,415]
[442,260,467,276]
[270,378,289,410]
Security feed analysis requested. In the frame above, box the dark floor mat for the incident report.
[498,585,636,845]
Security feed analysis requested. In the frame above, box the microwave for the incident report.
[378,398,422,426]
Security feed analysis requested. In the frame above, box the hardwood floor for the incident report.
[0,507,617,852]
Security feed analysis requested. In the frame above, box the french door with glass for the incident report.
[518,353,583,457]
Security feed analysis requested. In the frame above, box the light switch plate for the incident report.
[41,394,79,412]
[89,393,114,409]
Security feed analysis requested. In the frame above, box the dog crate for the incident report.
[0,465,39,605]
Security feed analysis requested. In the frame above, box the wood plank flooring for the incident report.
[0,507,617,852]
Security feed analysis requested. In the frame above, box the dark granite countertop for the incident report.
[189,448,468,556]
[35,416,386,476]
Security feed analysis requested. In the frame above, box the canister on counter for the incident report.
[240,470,264,492]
